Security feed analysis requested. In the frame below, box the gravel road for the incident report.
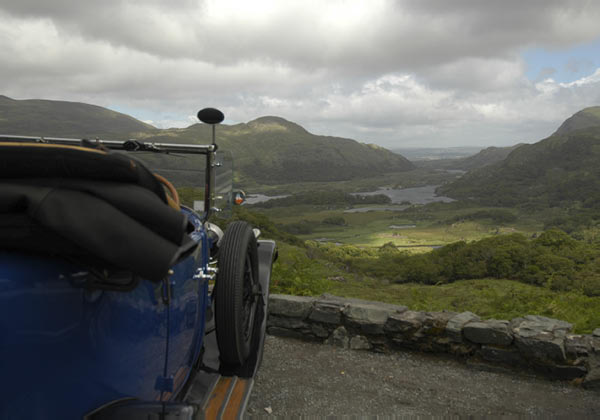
[246,335,600,418]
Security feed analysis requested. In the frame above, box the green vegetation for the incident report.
[227,206,600,333]
[259,200,535,249]
[314,230,600,297]
[442,209,517,224]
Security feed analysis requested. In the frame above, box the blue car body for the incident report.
[0,206,211,419]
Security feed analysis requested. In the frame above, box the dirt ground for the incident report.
[246,335,600,418]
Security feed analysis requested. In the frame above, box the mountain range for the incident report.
[0,96,414,184]
[439,107,600,208]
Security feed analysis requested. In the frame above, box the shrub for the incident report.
[322,216,347,226]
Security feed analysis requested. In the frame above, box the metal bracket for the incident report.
[193,266,218,281]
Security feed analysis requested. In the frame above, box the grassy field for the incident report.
[259,202,540,250]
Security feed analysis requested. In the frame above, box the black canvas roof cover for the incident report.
[0,142,197,282]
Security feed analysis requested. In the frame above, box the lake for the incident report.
[353,185,454,205]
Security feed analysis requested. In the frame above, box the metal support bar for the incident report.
[0,134,215,155]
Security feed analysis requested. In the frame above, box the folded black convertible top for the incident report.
[0,142,197,282]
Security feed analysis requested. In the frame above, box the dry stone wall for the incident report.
[267,293,600,389]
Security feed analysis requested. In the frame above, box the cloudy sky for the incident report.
[1,0,600,148]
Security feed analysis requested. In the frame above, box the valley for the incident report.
[2,97,600,334]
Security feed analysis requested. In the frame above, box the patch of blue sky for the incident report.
[522,37,600,83]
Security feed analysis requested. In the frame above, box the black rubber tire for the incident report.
[214,221,260,366]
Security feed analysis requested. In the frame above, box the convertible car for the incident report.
[0,108,276,419]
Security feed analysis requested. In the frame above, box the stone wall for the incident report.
[267,293,600,389]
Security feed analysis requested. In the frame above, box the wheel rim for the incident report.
[241,251,258,342]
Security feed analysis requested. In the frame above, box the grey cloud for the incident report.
[1,0,599,75]
[1,1,600,148]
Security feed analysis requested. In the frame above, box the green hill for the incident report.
[417,144,523,172]
[0,95,156,138]
[455,144,525,171]
[135,116,415,184]
[0,96,414,184]
[439,125,600,208]
[554,106,600,135]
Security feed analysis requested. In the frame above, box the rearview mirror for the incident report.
[233,190,246,205]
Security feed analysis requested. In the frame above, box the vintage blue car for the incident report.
[0,108,276,419]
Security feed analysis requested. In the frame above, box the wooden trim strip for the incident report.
[222,378,251,419]
[203,376,233,419]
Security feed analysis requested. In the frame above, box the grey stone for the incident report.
[327,326,349,348]
[268,294,314,318]
[268,315,307,330]
[319,293,408,313]
[349,335,372,350]
[463,320,513,346]
[420,311,457,336]
[520,315,572,336]
[512,316,573,362]
[384,310,427,334]
[481,345,523,365]
[309,300,344,324]
[401,312,455,351]
[509,317,525,329]
[593,328,600,338]
[311,323,330,338]
[344,303,393,334]
[565,334,592,359]
[446,312,481,343]
[591,337,600,354]
[450,342,477,357]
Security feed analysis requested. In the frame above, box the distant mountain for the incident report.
[417,144,524,172]
[439,125,600,208]
[137,116,415,184]
[452,144,525,171]
[0,96,414,184]
[0,95,156,138]
[554,106,600,135]
[393,146,482,161]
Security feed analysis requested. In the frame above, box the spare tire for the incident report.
[214,221,260,366]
